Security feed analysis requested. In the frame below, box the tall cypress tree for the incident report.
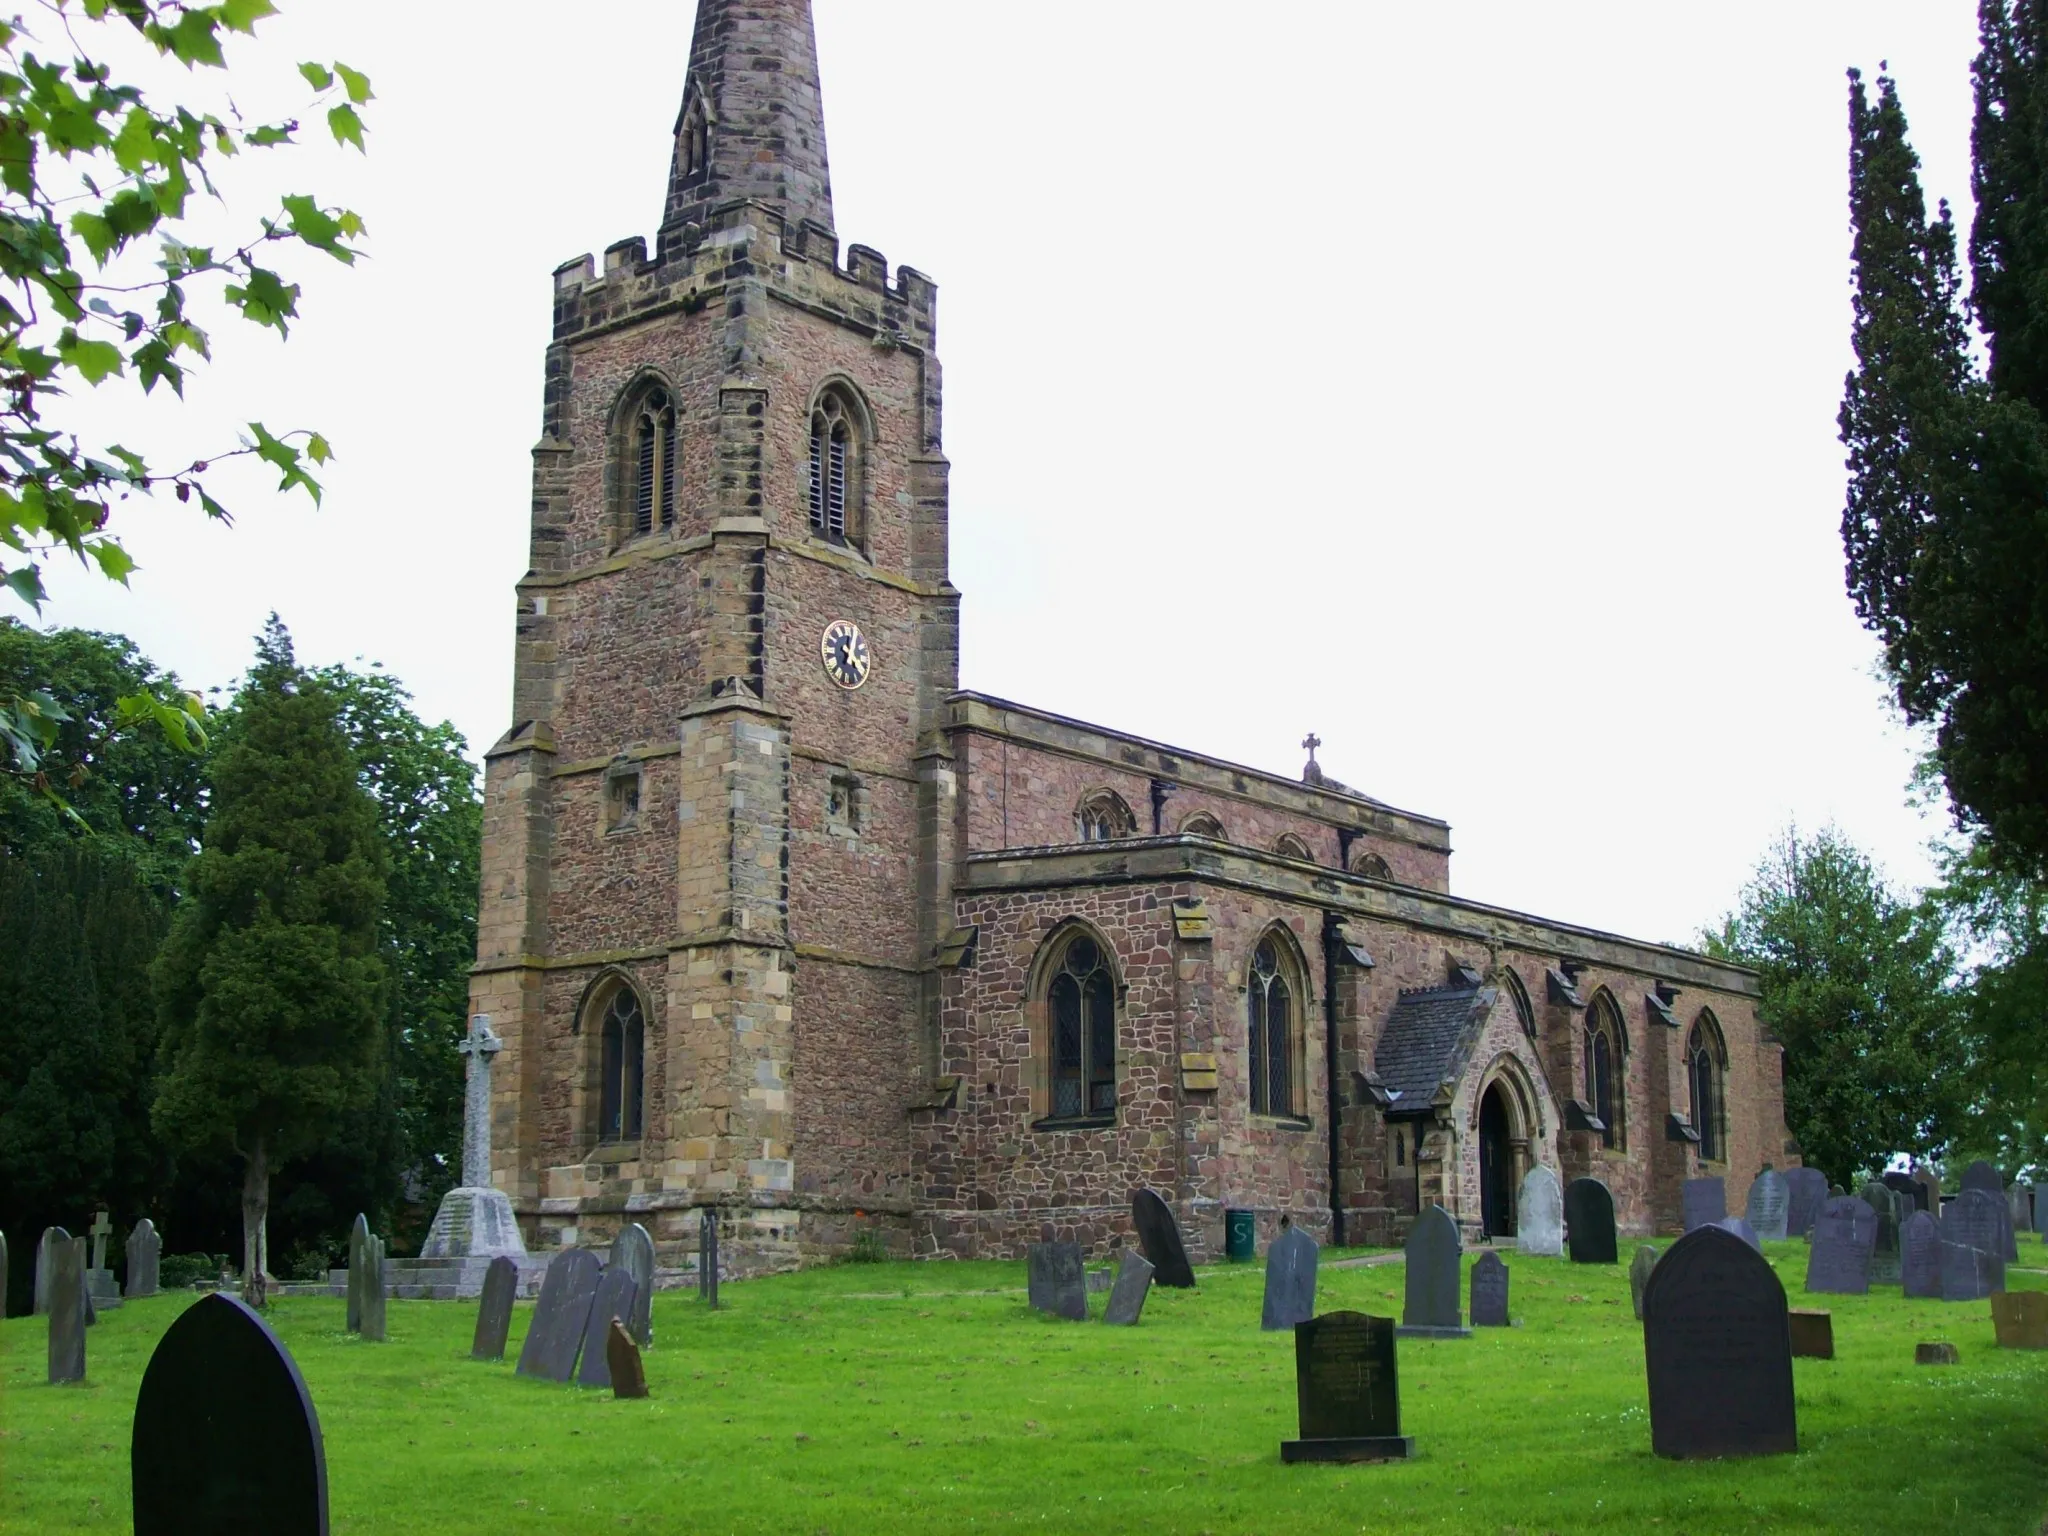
[151,618,386,1306]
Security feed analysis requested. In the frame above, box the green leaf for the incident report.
[305,432,332,465]
[220,0,280,33]
[4,564,45,611]
[58,333,125,384]
[89,538,136,584]
[326,103,365,152]
[223,266,300,333]
[334,63,374,105]
[298,62,333,92]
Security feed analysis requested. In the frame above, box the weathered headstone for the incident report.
[1745,1169,1790,1242]
[1883,1169,1918,1202]
[358,1234,386,1343]
[2035,1182,2048,1234]
[515,1248,604,1382]
[1279,1311,1412,1463]
[1860,1181,1903,1285]
[47,1236,85,1384]
[1469,1251,1509,1327]
[1788,1309,1834,1360]
[125,1218,161,1299]
[472,1255,518,1361]
[1916,1341,1960,1365]
[1805,1196,1876,1295]
[345,1213,369,1334]
[1902,1211,1942,1299]
[1130,1188,1196,1288]
[1026,1242,1088,1321]
[1085,1267,1113,1294]
[1715,1216,1762,1252]
[1942,1189,2007,1300]
[1786,1168,1829,1239]
[1396,1206,1469,1338]
[1516,1165,1564,1258]
[1961,1160,2019,1260]
[606,1319,648,1399]
[2010,1184,2034,1239]
[1629,1245,1659,1320]
[1103,1248,1155,1325]
[132,1292,327,1535]
[1914,1167,1943,1222]
[576,1266,639,1389]
[610,1223,656,1347]
[1262,1225,1320,1332]
[1990,1290,2048,1349]
[1682,1178,1726,1234]
[33,1225,67,1316]
[699,1208,720,1310]
[1642,1225,1797,1460]
[1565,1178,1617,1264]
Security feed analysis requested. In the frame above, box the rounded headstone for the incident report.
[1744,1169,1791,1242]
[1642,1225,1797,1460]
[1130,1189,1197,1288]
[1516,1165,1564,1258]
[609,1223,656,1346]
[1564,1178,1617,1265]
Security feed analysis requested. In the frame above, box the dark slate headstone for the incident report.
[1682,1178,1726,1234]
[1103,1248,1155,1325]
[125,1218,160,1299]
[1941,1240,2001,1302]
[1130,1188,1196,1289]
[345,1213,368,1334]
[516,1248,604,1381]
[1786,1168,1829,1240]
[1902,1211,1942,1299]
[1804,1196,1876,1295]
[33,1224,67,1316]
[2010,1184,2034,1239]
[1787,1309,1834,1359]
[1643,1225,1797,1460]
[358,1234,386,1343]
[1940,1189,2007,1299]
[1961,1160,2019,1260]
[698,1208,720,1310]
[1745,1170,1791,1242]
[1262,1226,1320,1332]
[1026,1242,1088,1321]
[606,1319,648,1399]
[2034,1182,2048,1233]
[47,1236,85,1384]
[1714,1217,1761,1252]
[1516,1164,1564,1257]
[133,1293,326,1535]
[1469,1251,1509,1327]
[1396,1206,1468,1337]
[1630,1245,1660,1320]
[471,1255,518,1361]
[610,1222,656,1347]
[576,1266,639,1389]
[1860,1182,1903,1285]
[1279,1311,1412,1463]
[1565,1178,1617,1264]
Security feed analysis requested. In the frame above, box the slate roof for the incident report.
[1372,984,1498,1112]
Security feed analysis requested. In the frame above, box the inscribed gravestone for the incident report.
[125,1219,160,1299]
[576,1266,639,1389]
[1565,1178,1617,1265]
[358,1234,386,1343]
[1280,1311,1412,1463]
[472,1255,518,1361]
[1262,1226,1320,1332]
[1103,1248,1155,1326]
[1941,1241,2000,1302]
[33,1225,66,1316]
[1861,1182,1903,1285]
[345,1213,368,1334]
[1941,1188,2006,1300]
[132,1293,326,1536]
[1715,1217,1762,1252]
[1469,1251,1509,1328]
[516,1248,604,1382]
[1027,1242,1088,1321]
[1517,1165,1564,1258]
[610,1223,656,1347]
[1642,1224,1797,1460]
[1786,1168,1829,1239]
[699,1208,719,1310]
[1902,1211,1942,1298]
[1397,1206,1469,1338]
[1961,1160,2019,1260]
[1682,1178,1726,1234]
[47,1235,85,1384]
[1745,1169,1791,1242]
[606,1319,648,1399]
[1991,1291,2048,1349]
[1131,1188,1197,1288]
[1805,1196,1876,1296]
[1630,1245,1659,1320]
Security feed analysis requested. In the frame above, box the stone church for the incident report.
[468,0,1795,1273]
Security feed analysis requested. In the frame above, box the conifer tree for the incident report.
[151,618,386,1306]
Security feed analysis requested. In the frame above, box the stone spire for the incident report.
[664,0,836,239]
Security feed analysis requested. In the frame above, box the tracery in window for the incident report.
[1583,992,1625,1151]
[1351,849,1393,881]
[1248,935,1297,1117]
[1047,932,1116,1120]
[1687,1014,1725,1162]
[807,389,864,546]
[629,387,678,538]
[679,95,709,180]
[1075,790,1136,843]
[1180,812,1225,839]
[598,985,646,1143]
[1274,833,1312,862]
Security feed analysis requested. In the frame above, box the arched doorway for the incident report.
[1478,1083,1516,1238]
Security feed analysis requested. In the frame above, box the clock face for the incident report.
[821,618,871,690]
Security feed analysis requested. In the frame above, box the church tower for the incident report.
[470,0,957,1267]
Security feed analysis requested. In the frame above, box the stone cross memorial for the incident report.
[1805,1196,1876,1296]
[1629,1245,1659,1320]
[1565,1178,1617,1264]
[47,1235,85,1384]
[606,1319,648,1399]
[86,1210,122,1308]
[576,1266,639,1389]
[1262,1225,1320,1332]
[516,1248,604,1382]
[1642,1224,1797,1460]
[472,1255,519,1361]
[1131,1188,1197,1288]
[1745,1169,1790,1242]
[1026,1241,1088,1321]
[1396,1206,1469,1338]
[1902,1211,1942,1299]
[1517,1165,1564,1258]
[1682,1178,1725,1234]
[1103,1248,1156,1325]
[611,1223,656,1347]
[132,1293,327,1535]
[1280,1311,1413,1464]
[1785,1168,1829,1240]
[699,1208,720,1310]
[125,1218,160,1299]
[1469,1251,1509,1327]
[419,1016,530,1269]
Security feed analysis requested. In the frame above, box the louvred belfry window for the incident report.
[809,393,855,543]
[1249,936,1294,1117]
[1049,934,1116,1120]
[632,389,678,537]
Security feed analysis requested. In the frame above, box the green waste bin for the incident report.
[1225,1208,1256,1262]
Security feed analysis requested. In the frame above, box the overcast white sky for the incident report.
[26,2,1983,946]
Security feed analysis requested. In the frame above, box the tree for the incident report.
[1705,825,1965,1185]
[151,616,383,1305]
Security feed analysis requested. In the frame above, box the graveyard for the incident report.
[6,1241,2048,1534]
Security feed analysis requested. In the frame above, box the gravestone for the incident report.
[1469,1251,1509,1327]
[132,1292,326,1535]
[1917,1341,1960,1365]
[515,1248,604,1382]
[1085,1267,1113,1295]
[610,1223,656,1347]
[1026,1242,1088,1321]
[1516,1165,1564,1258]
[1715,1216,1762,1252]
[1642,1224,1797,1460]
[1860,1181,1903,1285]
[1883,1169,1918,1202]
[345,1213,369,1334]
[125,1218,161,1299]
[1961,1160,2019,1260]
[1130,1188,1197,1288]
[1902,1211,1942,1298]
[2035,1182,2048,1234]
[1785,1168,1829,1240]
[471,1255,518,1361]
[2010,1184,2034,1239]
[1262,1225,1320,1332]
[33,1224,67,1316]
[1682,1178,1726,1233]
[576,1266,639,1389]
[1787,1309,1834,1360]
[1396,1206,1469,1338]
[1629,1245,1659,1320]
[1914,1167,1943,1223]
[1942,1189,2007,1300]
[1940,1240,2002,1302]
[47,1235,85,1384]
[699,1208,720,1310]
[1805,1196,1876,1295]
[1991,1291,2048,1349]
[1565,1178,1617,1264]
[1103,1248,1155,1326]
[358,1234,386,1343]
[606,1319,648,1400]
[1279,1311,1412,1463]
[1745,1169,1791,1242]
[85,1210,121,1310]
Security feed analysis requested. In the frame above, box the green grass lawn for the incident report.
[4,1241,2047,1535]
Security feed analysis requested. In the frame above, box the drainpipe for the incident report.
[1322,911,1345,1248]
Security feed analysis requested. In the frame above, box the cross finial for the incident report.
[460,1013,502,1060]
[1302,732,1322,764]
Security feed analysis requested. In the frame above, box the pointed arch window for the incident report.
[1180,812,1225,840]
[631,388,679,538]
[599,986,646,1143]
[1076,790,1136,843]
[808,390,862,546]
[1583,995,1624,1151]
[679,96,709,181]
[1351,849,1392,881]
[1687,1017,1724,1162]
[1048,933,1117,1120]
[1274,833,1312,862]
[1249,936,1297,1117]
